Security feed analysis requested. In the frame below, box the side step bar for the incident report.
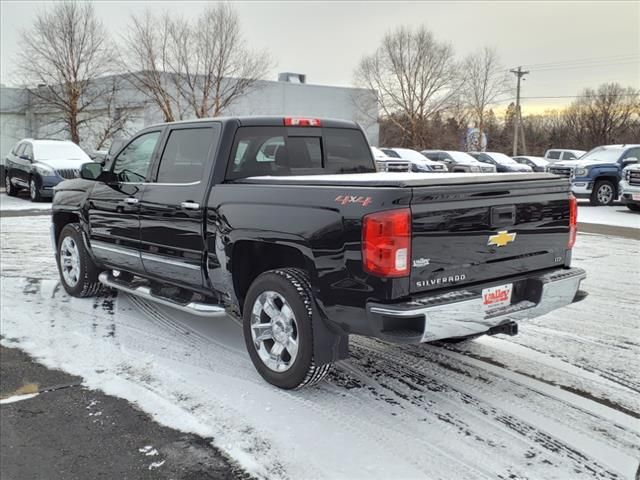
[98,272,227,317]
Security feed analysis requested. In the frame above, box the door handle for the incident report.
[124,197,139,205]
[181,201,200,210]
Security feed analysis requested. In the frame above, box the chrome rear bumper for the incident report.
[366,267,586,343]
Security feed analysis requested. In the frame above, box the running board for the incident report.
[98,272,227,317]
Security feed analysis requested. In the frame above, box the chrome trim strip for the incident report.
[141,252,201,270]
[119,181,201,186]
[92,242,140,258]
[98,272,225,317]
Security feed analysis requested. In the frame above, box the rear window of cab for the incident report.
[226,126,375,180]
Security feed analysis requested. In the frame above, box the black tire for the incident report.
[56,223,102,297]
[590,179,616,206]
[29,175,43,202]
[243,268,332,389]
[5,171,18,196]
[626,203,640,212]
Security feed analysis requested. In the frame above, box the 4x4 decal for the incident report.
[335,195,372,207]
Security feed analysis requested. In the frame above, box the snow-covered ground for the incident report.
[1,216,639,479]
[577,200,640,229]
[0,192,52,211]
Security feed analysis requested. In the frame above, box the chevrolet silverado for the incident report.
[51,116,587,389]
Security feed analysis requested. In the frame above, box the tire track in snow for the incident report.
[444,335,640,417]
[348,338,638,479]
[126,297,490,479]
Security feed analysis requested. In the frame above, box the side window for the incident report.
[11,142,21,155]
[622,148,640,161]
[563,152,577,160]
[24,144,33,160]
[112,131,161,182]
[15,143,26,157]
[155,127,218,184]
[547,151,561,159]
[256,137,285,162]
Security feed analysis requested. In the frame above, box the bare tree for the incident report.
[119,11,183,122]
[564,83,639,147]
[354,26,461,148]
[85,77,134,150]
[460,47,511,149]
[121,4,271,121]
[16,2,115,144]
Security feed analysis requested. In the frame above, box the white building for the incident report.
[0,73,379,159]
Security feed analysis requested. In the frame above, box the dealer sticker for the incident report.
[482,283,513,310]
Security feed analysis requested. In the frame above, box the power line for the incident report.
[532,59,639,72]
[521,54,639,69]
[504,93,639,101]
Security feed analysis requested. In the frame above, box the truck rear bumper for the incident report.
[366,267,586,344]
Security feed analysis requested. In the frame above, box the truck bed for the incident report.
[239,172,561,188]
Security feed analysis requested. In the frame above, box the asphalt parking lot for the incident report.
[1,346,247,480]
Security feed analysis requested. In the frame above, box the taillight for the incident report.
[284,117,321,127]
[568,194,577,248]
[362,208,411,277]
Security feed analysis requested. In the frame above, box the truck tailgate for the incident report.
[409,177,571,294]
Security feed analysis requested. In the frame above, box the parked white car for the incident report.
[370,147,410,172]
[544,149,586,163]
[381,148,448,172]
[620,163,640,212]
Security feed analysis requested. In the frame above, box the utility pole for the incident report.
[510,66,529,156]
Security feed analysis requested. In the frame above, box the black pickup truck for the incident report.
[51,116,586,389]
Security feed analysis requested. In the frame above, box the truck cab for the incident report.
[547,144,640,206]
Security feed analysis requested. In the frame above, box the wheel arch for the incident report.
[52,211,82,249]
[593,174,620,196]
[231,239,317,314]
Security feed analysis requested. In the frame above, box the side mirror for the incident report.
[622,157,638,166]
[80,162,103,180]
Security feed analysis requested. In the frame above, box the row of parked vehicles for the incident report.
[371,144,640,209]
[2,135,639,211]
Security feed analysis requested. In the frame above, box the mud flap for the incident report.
[312,300,349,366]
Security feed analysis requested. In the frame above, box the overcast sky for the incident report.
[1,1,638,114]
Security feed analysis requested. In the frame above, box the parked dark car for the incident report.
[548,144,640,206]
[469,152,533,173]
[4,139,92,201]
[421,150,495,173]
[513,156,550,173]
[51,116,586,389]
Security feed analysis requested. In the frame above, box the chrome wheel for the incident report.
[30,179,37,200]
[5,175,10,191]
[60,236,81,287]
[597,184,613,204]
[250,291,299,372]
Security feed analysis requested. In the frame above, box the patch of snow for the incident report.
[0,393,39,404]
[0,193,51,211]
[577,201,640,228]
[148,460,165,470]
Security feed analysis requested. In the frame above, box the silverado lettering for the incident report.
[51,116,587,390]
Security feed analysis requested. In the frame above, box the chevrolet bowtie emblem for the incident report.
[488,230,517,247]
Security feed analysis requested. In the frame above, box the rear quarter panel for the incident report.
[206,183,412,330]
